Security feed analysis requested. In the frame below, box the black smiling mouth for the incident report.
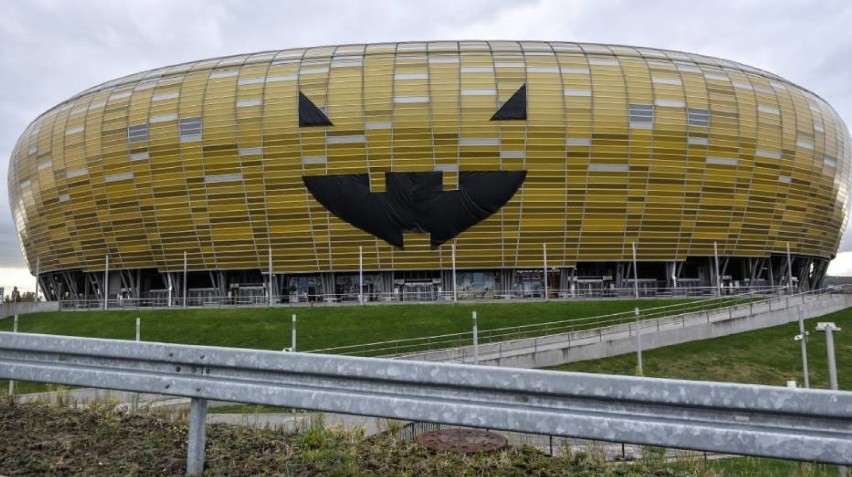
[303,170,527,249]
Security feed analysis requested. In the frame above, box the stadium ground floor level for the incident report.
[37,253,829,305]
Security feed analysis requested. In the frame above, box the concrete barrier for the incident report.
[398,293,852,369]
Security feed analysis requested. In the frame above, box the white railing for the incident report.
[57,285,788,311]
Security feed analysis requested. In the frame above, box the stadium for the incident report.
[7,41,851,305]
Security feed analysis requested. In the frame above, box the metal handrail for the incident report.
[308,288,828,357]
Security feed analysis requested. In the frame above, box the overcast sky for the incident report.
[2,0,852,292]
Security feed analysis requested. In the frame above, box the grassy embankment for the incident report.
[551,308,851,475]
[1,399,833,476]
[1,298,694,394]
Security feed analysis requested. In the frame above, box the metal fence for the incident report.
[308,288,816,357]
[56,285,787,310]
[1,332,850,475]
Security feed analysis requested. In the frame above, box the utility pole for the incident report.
[815,322,844,477]
[794,308,809,388]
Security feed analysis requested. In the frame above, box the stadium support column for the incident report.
[786,242,794,294]
[182,251,188,309]
[35,256,40,301]
[452,242,457,303]
[103,255,109,311]
[632,242,642,375]
[543,243,549,301]
[268,246,274,307]
[359,246,364,305]
[167,273,173,307]
[714,242,720,297]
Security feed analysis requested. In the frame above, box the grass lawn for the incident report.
[0,297,734,395]
[552,309,851,475]
[0,299,684,352]
[707,457,834,476]
[550,307,851,390]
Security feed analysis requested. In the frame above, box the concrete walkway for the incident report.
[396,292,852,368]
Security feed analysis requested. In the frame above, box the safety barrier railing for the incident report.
[0,332,849,475]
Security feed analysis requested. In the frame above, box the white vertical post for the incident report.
[135,317,141,342]
[359,246,364,305]
[166,274,173,308]
[186,397,208,476]
[472,311,479,365]
[8,315,17,395]
[268,246,274,307]
[291,314,297,352]
[825,327,839,391]
[182,251,188,309]
[632,242,639,300]
[632,242,642,376]
[798,309,809,388]
[543,243,549,301]
[35,256,40,301]
[786,242,794,295]
[714,241,721,297]
[451,242,457,303]
[103,255,109,310]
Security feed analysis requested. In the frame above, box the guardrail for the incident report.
[57,285,788,310]
[1,332,850,475]
[308,288,812,357]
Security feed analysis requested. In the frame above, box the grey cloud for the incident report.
[2,0,852,274]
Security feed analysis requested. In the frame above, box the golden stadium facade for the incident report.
[8,41,852,303]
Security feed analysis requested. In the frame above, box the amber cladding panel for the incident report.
[8,41,852,274]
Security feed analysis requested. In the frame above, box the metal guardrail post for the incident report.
[135,317,141,342]
[186,397,208,476]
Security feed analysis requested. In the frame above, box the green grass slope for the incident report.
[552,308,851,390]
[0,300,678,352]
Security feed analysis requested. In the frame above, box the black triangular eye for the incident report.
[490,84,527,121]
[299,92,333,127]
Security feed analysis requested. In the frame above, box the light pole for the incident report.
[793,308,809,388]
[815,322,844,477]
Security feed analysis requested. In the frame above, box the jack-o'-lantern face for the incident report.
[300,86,528,249]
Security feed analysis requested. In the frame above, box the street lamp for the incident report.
[815,322,841,391]
[793,308,809,388]
[815,321,845,477]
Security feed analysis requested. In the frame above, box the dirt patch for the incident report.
[0,399,717,476]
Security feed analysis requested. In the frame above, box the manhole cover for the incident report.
[416,428,508,453]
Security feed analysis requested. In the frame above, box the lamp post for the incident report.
[793,308,809,388]
[815,322,844,477]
